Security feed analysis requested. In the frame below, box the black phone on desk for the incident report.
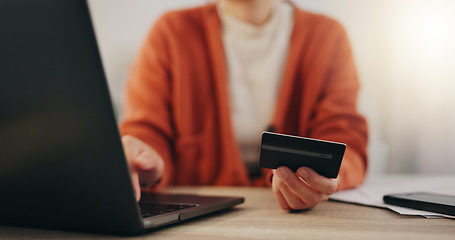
[383,192,455,216]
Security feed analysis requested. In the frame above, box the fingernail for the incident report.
[297,168,308,179]
[276,168,289,180]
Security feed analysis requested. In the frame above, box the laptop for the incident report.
[0,0,244,234]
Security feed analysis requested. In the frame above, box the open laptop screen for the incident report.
[0,0,243,234]
[0,0,143,233]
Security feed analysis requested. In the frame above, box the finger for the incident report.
[135,152,164,187]
[122,135,164,188]
[134,151,163,172]
[277,177,308,210]
[122,135,141,165]
[296,167,339,195]
[276,167,323,208]
[321,195,329,202]
[130,169,141,201]
[138,169,161,189]
[275,167,310,210]
[272,171,291,210]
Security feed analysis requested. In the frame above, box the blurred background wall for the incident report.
[88,0,455,179]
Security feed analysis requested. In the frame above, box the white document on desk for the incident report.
[329,175,455,219]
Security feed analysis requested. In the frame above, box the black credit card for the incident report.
[259,132,346,178]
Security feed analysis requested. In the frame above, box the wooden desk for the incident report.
[0,187,454,239]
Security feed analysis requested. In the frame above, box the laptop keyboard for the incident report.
[139,203,197,218]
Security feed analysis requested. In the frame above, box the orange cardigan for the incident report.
[120,4,368,191]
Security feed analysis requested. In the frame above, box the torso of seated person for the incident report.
[119,0,368,194]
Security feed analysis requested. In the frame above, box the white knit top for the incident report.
[217,0,294,173]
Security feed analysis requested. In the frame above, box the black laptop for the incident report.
[0,0,243,234]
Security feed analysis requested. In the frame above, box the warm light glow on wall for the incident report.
[383,0,455,173]
[417,7,452,56]
[387,0,455,103]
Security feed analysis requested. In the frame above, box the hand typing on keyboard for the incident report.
[122,135,165,201]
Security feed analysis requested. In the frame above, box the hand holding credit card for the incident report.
[259,132,346,178]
